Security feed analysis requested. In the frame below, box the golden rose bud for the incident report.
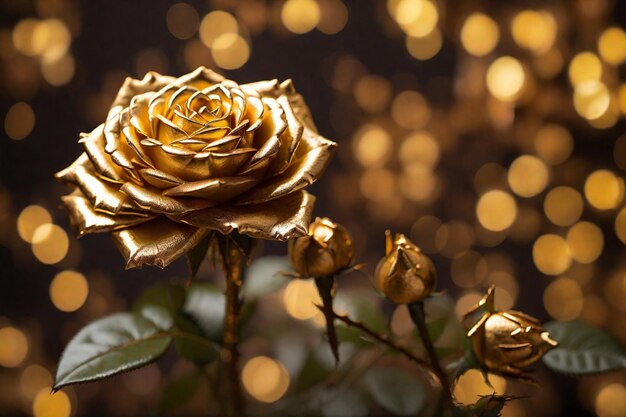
[374,231,437,304]
[55,67,336,269]
[465,286,559,379]
[288,217,354,277]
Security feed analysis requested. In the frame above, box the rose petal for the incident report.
[122,126,154,168]
[138,168,183,189]
[176,190,315,241]
[112,217,209,269]
[55,153,145,215]
[163,176,258,202]
[120,182,214,215]
[237,134,280,177]
[252,99,287,148]
[129,92,154,137]
[280,79,317,132]
[235,128,337,205]
[80,124,126,183]
[267,94,304,176]
[61,191,154,237]
[242,79,281,97]
[111,71,175,110]
[191,148,256,179]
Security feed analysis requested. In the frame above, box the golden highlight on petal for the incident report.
[112,218,209,269]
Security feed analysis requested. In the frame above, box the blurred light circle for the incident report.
[614,208,626,244]
[543,277,583,320]
[567,222,603,264]
[399,131,439,168]
[584,169,624,210]
[0,326,28,367]
[211,33,249,70]
[317,0,348,35]
[20,364,52,399]
[486,56,525,102]
[42,53,75,86]
[476,190,517,232]
[282,280,322,320]
[17,205,51,242]
[353,75,392,114]
[50,270,89,312]
[460,12,499,57]
[5,101,35,140]
[453,369,506,405]
[573,80,610,121]
[12,18,40,56]
[353,124,392,167]
[31,223,69,264]
[281,0,321,34]
[544,186,583,226]
[511,10,556,54]
[33,388,71,417]
[199,11,238,48]
[595,383,626,417]
[568,52,602,85]
[406,28,442,60]
[507,155,549,197]
[533,234,572,275]
[166,3,199,40]
[598,27,626,66]
[242,356,290,403]
[395,0,439,38]
[361,168,396,202]
[391,90,431,129]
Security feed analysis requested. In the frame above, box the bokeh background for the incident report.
[1,0,626,416]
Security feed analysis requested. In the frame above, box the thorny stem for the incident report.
[315,277,340,365]
[408,301,453,405]
[323,307,434,372]
[222,241,244,417]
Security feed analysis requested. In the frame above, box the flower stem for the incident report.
[314,277,340,365]
[408,301,452,403]
[222,240,244,417]
[322,307,432,371]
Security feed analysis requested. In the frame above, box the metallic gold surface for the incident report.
[463,286,559,379]
[56,67,337,267]
[374,231,437,304]
[288,217,354,278]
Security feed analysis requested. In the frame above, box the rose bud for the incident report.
[55,67,337,269]
[288,217,354,278]
[464,286,559,380]
[374,231,437,304]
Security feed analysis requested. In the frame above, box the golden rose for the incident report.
[374,231,437,304]
[288,217,354,277]
[56,67,336,268]
[464,286,559,379]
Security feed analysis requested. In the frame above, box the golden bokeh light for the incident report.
[391,90,431,129]
[511,10,557,54]
[282,279,322,320]
[533,48,564,79]
[544,186,583,227]
[507,155,549,198]
[454,292,482,319]
[31,223,69,265]
[12,18,40,56]
[361,168,396,202]
[281,0,321,34]
[50,270,89,312]
[604,271,626,311]
[41,53,75,86]
[595,383,626,417]
[597,27,626,66]
[614,207,626,244]
[476,190,518,232]
[400,163,437,203]
[394,0,439,38]
[584,169,624,210]
[20,364,53,399]
[473,163,507,193]
[199,11,238,48]
[166,3,199,40]
[5,101,35,140]
[17,205,52,242]
[573,80,610,120]
[406,28,442,60]
[460,13,499,57]
[353,124,392,167]
[317,0,349,35]
[486,56,525,102]
[33,388,71,417]
[0,326,28,367]
[399,131,439,168]
[242,356,290,403]
[354,75,392,114]
[543,277,583,321]
[33,19,71,63]
[533,234,572,275]
[211,33,250,70]
[568,52,602,85]
[453,370,506,406]
[619,84,626,116]
[567,221,603,264]
[533,124,573,165]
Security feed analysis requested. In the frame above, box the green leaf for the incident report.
[158,371,201,415]
[186,233,214,278]
[183,283,225,342]
[54,306,173,390]
[242,256,291,299]
[133,283,186,314]
[542,321,626,375]
[364,367,425,416]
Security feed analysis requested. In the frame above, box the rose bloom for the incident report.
[56,67,336,268]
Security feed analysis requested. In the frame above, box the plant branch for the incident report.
[221,239,245,417]
[408,301,452,404]
[315,277,340,365]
